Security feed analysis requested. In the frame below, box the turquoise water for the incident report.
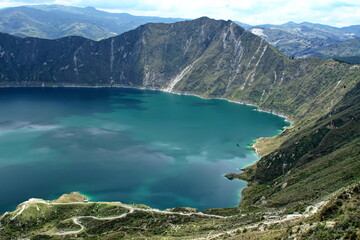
[0,88,289,212]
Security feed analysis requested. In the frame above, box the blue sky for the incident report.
[0,0,359,27]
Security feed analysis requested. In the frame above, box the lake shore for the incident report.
[1,83,293,163]
[1,83,294,156]
[0,83,293,126]
[1,86,288,211]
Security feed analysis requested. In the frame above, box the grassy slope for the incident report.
[1,183,358,239]
[0,193,265,239]
[239,81,360,212]
[281,181,360,239]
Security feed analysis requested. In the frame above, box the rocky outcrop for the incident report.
[224,173,240,180]
[51,192,88,203]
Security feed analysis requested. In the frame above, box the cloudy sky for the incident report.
[0,0,359,27]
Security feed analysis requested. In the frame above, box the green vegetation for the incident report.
[0,193,266,239]
[280,182,360,239]
[239,82,360,212]
[0,5,183,40]
[51,192,88,203]
[2,183,359,239]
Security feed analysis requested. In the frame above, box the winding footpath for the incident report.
[191,201,329,240]
[2,198,328,238]
[6,199,227,236]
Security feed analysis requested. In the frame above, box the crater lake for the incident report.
[0,87,289,212]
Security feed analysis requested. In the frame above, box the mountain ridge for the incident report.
[249,21,360,59]
[1,4,359,61]
[1,17,357,122]
[0,4,184,40]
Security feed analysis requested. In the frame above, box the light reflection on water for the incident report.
[0,87,288,212]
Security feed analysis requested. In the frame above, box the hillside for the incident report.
[0,17,358,122]
[240,81,360,212]
[0,17,359,239]
[1,183,359,239]
[0,5,183,40]
[249,22,360,59]
[1,4,360,60]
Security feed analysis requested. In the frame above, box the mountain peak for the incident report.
[84,6,96,11]
[192,16,217,23]
[282,21,297,26]
[189,17,243,31]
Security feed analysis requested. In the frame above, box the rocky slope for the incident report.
[0,17,359,239]
[248,22,360,58]
[249,22,360,59]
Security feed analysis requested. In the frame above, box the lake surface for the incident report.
[0,88,289,212]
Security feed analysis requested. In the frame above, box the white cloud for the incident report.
[0,0,359,27]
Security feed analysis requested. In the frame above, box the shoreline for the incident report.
[166,91,293,159]
[252,139,261,157]
[0,84,294,212]
[0,84,293,123]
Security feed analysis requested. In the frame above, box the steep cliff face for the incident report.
[0,18,240,89]
[0,17,358,123]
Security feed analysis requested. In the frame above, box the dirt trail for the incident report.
[9,199,227,236]
[192,201,329,240]
[6,198,328,237]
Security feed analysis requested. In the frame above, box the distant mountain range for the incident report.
[0,4,359,61]
[248,22,360,59]
[0,4,184,40]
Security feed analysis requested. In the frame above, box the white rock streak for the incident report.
[279,72,285,85]
[110,38,115,74]
[246,38,264,68]
[260,89,266,102]
[241,40,268,90]
[250,28,268,38]
[164,64,194,92]
[261,71,279,102]
[226,24,245,93]
[11,204,27,220]
[73,46,82,77]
